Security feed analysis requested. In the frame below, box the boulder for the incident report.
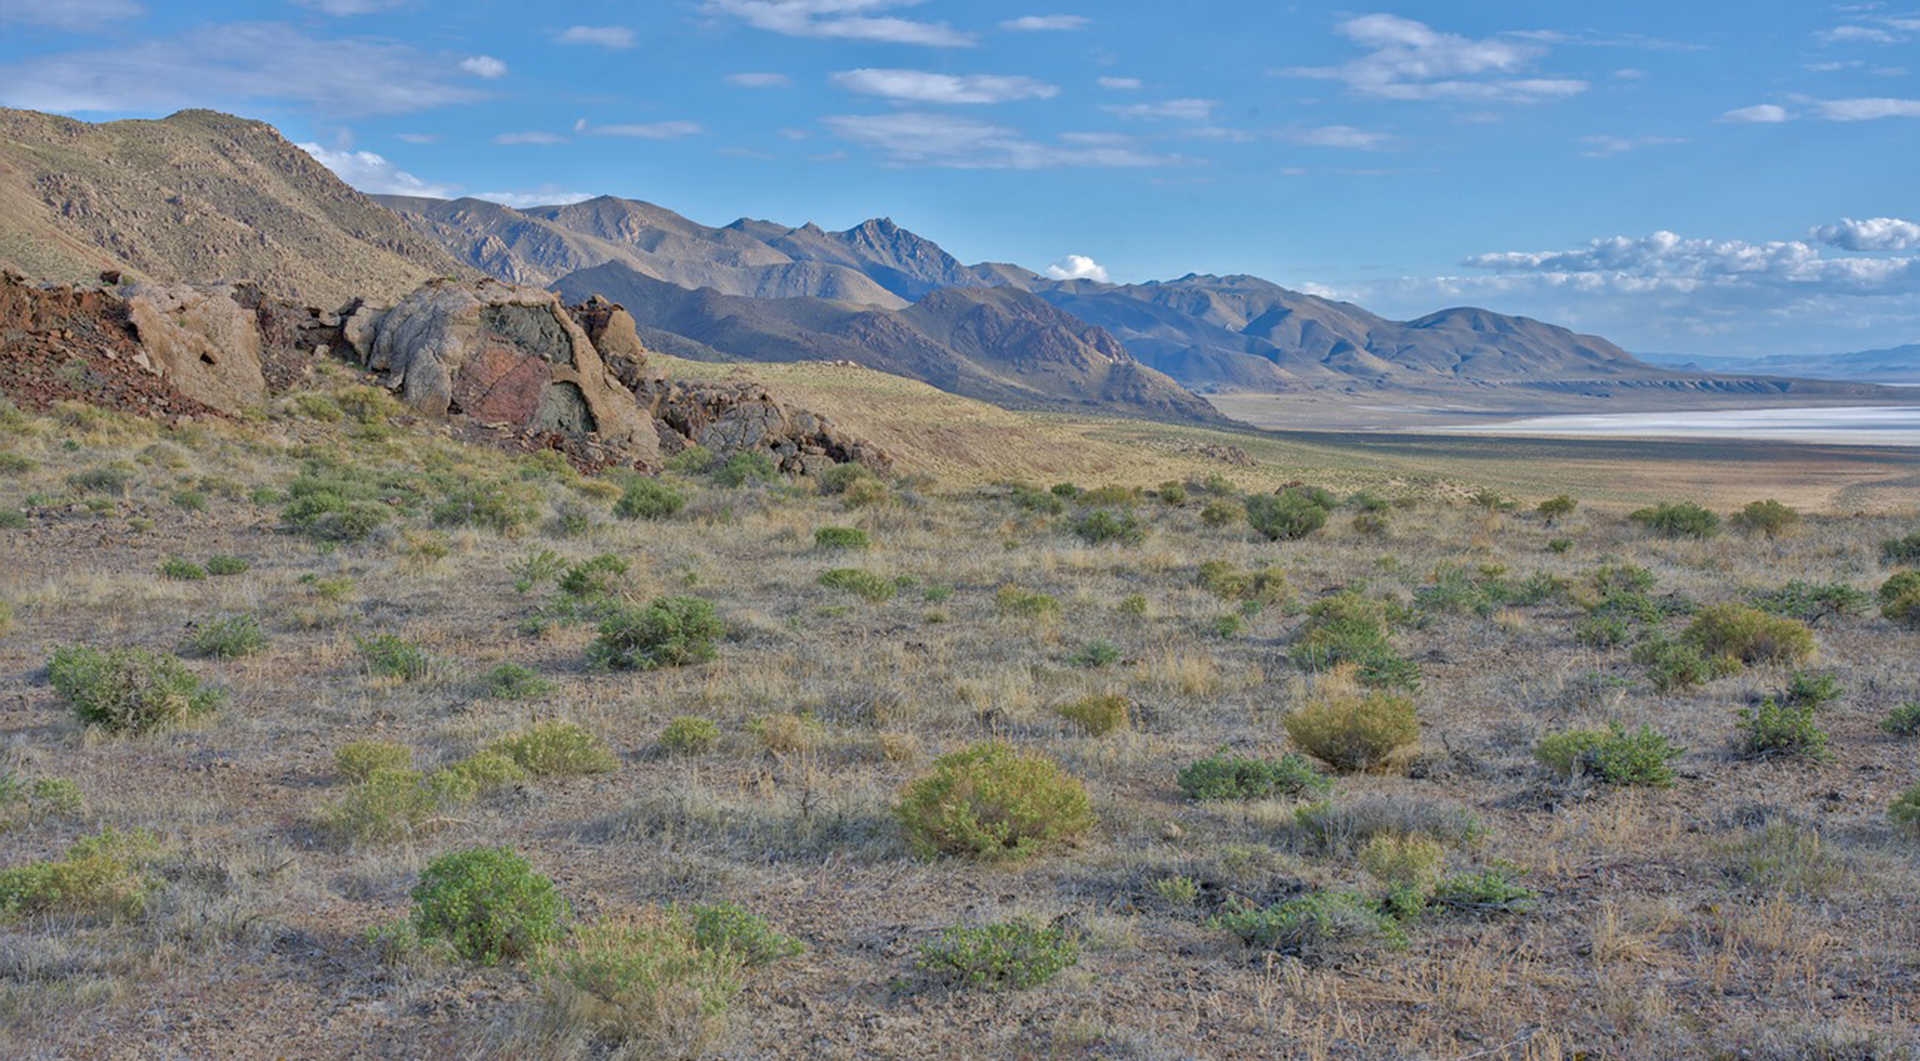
[564,295,653,383]
[119,282,268,411]
[638,376,891,474]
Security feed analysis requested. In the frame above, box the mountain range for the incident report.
[1641,346,1920,385]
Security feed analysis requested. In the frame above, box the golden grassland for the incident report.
[0,389,1917,1061]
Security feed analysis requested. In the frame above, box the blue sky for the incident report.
[1,1,1916,356]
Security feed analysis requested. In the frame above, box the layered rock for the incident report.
[119,282,269,411]
[637,376,891,476]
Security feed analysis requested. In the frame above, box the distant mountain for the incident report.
[0,108,465,307]
[550,261,1219,422]
[1641,346,1920,385]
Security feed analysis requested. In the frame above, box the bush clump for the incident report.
[1879,571,1920,626]
[691,901,805,967]
[995,585,1060,619]
[490,721,619,776]
[590,597,723,670]
[660,716,722,755]
[712,452,778,488]
[335,740,413,782]
[355,633,433,682]
[614,477,687,521]
[1881,702,1920,737]
[1736,699,1831,761]
[1210,890,1404,960]
[205,555,250,577]
[896,742,1092,861]
[1751,581,1870,625]
[1892,785,1920,835]
[1537,495,1577,525]
[1176,750,1330,801]
[182,614,267,659]
[818,568,896,603]
[813,526,871,551]
[1881,531,1920,566]
[1731,499,1800,538]
[1289,592,1420,690]
[1629,502,1720,539]
[1072,509,1147,546]
[0,828,159,920]
[917,919,1080,990]
[1631,637,1722,692]
[431,482,538,534]
[47,645,222,733]
[1683,604,1816,666]
[1055,693,1129,736]
[482,663,555,700]
[410,846,570,964]
[1534,724,1684,787]
[534,912,741,1058]
[1246,490,1330,541]
[1283,671,1419,773]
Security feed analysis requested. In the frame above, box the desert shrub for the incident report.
[1592,561,1657,597]
[590,596,723,670]
[1879,571,1920,625]
[182,614,267,659]
[172,489,208,511]
[47,645,222,733]
[1548,537,1573,554]
[1575,614,1632,648]
[813,526,870,551]
[1118,593,1147,617]
[1011,483,1064,515]
[0,452,33,475]
[323,768,448,843]
[67,465,132,495]
[1210,891,1403,959]
[1716,823,1855,896]
[281,470,391,543]
[443,752,530,798]
[1200,499,1244,527]
[1056,693,1129,736]
[663,445,715,476]
[818,568,896,603]
[1290,592,1420,690]
[1731,499,1800,538]
[1683,604,1815,665]
[1429,869,1539,916]
[1351,512,1390,537]
[1072,509,1147,546]
[1535,724,1683,787]
[1245,491,1329,541]
[335,741,413,782]
[158,557,206,581]
[1081,484,1138,506]
[1197,560,1287,604]
[1629,502,1720,539]
[490,721,619,776]
[0,509,25,530]
[534,912,740,1058]
[1750,581,1870,624]
[1151,875,1200,906]
[691,901,805,967]
[355,633,433,682]
[660,716,721,754]
[614,477,686,521]
[1288,794,1484,853]
[0,828,158,920]
[748,712,821,755]
[841,477,889,508]
[896,743,1092,861]
[712,451,778,487]
[1632,637,1720,692]
[1537,495,1577,525]
[204,554,250,576]
[1176,750,1330,801]
[817,462,872,495]
[1892,785,1920,835]
[432,482,537,534]
[994,585,1060,619]
[1881,530,1920,565]
[480,662,554,700]
[1283,678,1419,773]
[1782,670,1841,710]
[1358,834,1444,894]
[1156,480,1188,505]
[559,554,630,600]
[1881,702,1920,736]
[410,846,569,964]
[917,919,1080,990]
[1067,639,1121,668]
[1737,699,1831,761]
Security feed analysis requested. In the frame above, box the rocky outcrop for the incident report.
[119,282,269,411]
[564,295,655,387]
[638,376,891,476]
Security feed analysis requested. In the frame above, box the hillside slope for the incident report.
[0,108,465,306]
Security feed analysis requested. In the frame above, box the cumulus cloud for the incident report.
[1813,217,1920,252]
[1001,15,1087,31]
[822,111,1179,168]
[1103,98,1216,120]
[1285,13,1587,103]
[0,22,489,116]
[1096,76,1141,90]
[1815,97,1920,120]
[460,55,508,79]
[0,0,144,29]
[473,188,597,208]
[557,25,635,48]
[1046,254,1110,282]
[1721,103,1790,123]
[1284,125,1392,149]
[1817,25,1898,45]
[831,68,1058,104]
[703,0,973,47]
[727,71,792,87]
[574,118,705,139]
[1462,229,1919,296]
[298,143,457,198]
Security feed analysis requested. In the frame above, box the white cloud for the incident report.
[0,0,143,29]
[1813,217,1920,252]
[557,25,635,49]
[1720,103,1790,123]
[0,22,488,116]
[1103,98,1217,120]
[703,0,973,47]
[1285,13,1588,103]
[494,131,568,145]
[1818,25,1898,44]
[1815,97,1920,120]
[298,142,457,198]
[460,55,508,79]
[832,68,1058,104]
[1096,76,1141,90]
[823,111,1179,168]
[1462,229,1919,296]
[1046,254,1110,282]
[1284,125,1391,149]
[1578,134,1687,157]
[473,188,597,208]
[288,0,406,13]
[727,71,792,87]
[574,118,705,139]
[1001,15,1088,31]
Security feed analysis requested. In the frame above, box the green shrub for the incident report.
[1537,495,1577,525]
[1429,869,1538,916]
[1156,480,1188,506]
[994,585,1060,619]
[896,742,1092,861]
[172,489,208,512]
[1535,725,1683,787]
[490,721,619,776]
[813,526,871,551]
[1056,693,1129,736]
[1631,637,1719,692]
[1881,702,1920,737]
[1151,875,1200,906]
[1080,484,1137,506]
[355,633,433,682]
[67,465,132,495]
[1072,509,1147,546]
[159,557,206,581]
[1782,670,1841,710]
[1358,833,1444,896]
[559,554,629,599]
[1197,560,1287,604]
[281,470,391,543]
[819,567,896,603]
[410,846,570,964]
[1548,537,1573,554]
[1200,499,1244,527]
[1117,593,1147,617]
[47,645,222,732]
[1283,683,1420,773]
[435,751,528,798]
[0,510,25,530]
[841,477,889,508]
[1737,698,1831,761]
[431,482,538,534]
[614,478,687,521]
[664,445,715,476]
[1290,592,1420,691]
[1067,639,1121,668]
[1575,615,1632,649]
[1629,502,1720,539]
[323,768,447,843]
[712,452,778,487]
[1246,491,1329,541]
[917,919,1080,990]
[1880,531,1920,565]
[182,614,267,659]
[660,716,721,755]
[1210,891,1404,959]
[1892,785,1920,835]
[0,828,158,920]
[1683,604,1815,665]
[1879,571,1920,625]
[590,597,723,670]
[0,452,34,475]
[1750,581,1870,624]
[692,901,805,967]
[1177,750,1330,802]
[1731,499,1800,538]
[1011,484,1065,515]
[335,740,414,782]
[204,554,250,576]
[481,662,554,700]
[534,912,740,1057]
